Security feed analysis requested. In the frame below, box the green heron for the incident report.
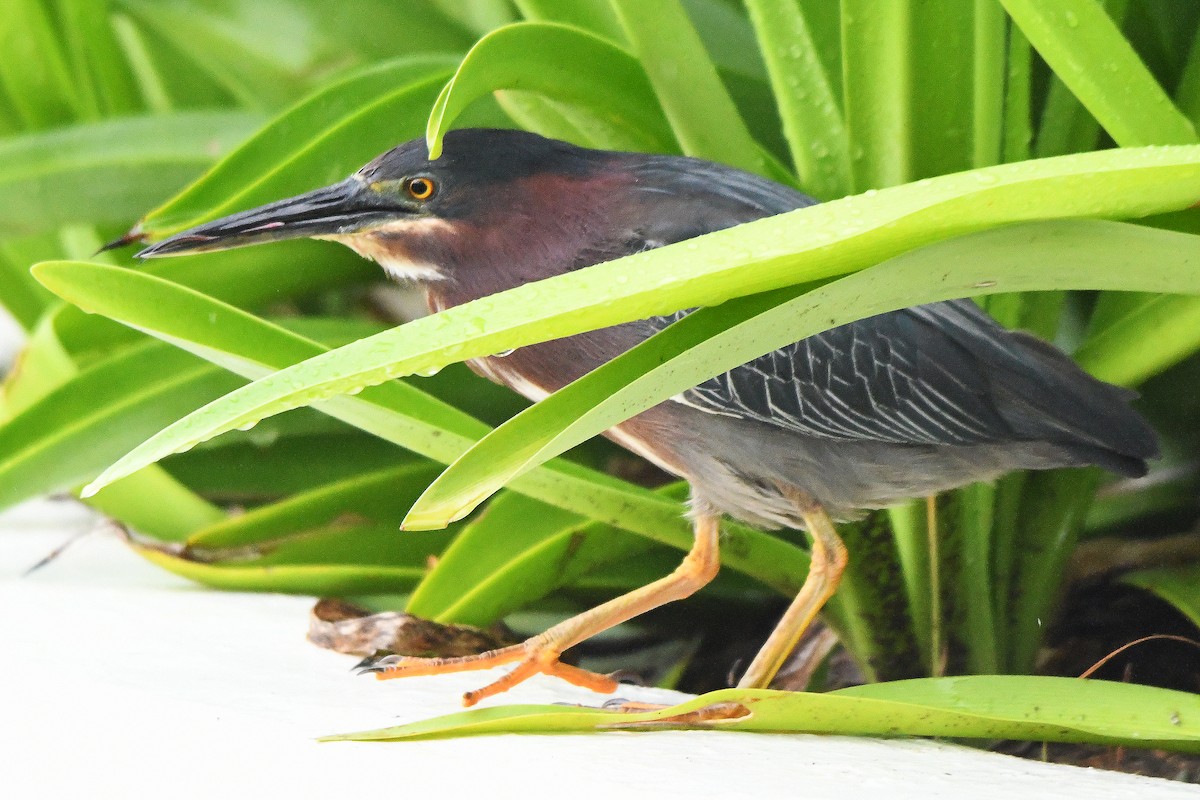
[134,128,1157,705]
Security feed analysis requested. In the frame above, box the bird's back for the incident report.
[420,133,1157,518]
[606,152,1158,493]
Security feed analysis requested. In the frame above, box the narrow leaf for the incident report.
[142,57,458,235]
[60,147,1200,503]
[0,340,242,512]
[186,462,442,550]
[424,22,675,159]
[406,487,683,626]
[57,0,142,116]
[1075,293,1200,387]
[609,0,774,177]
[133,544,431,596]
[0,111,260,236]
[743,0,851,198]
[909,0,976,178]
[407,220,1200,526]
[326,677,1200,750]
[0,0,81,127]
[1001,0,1197,146]
[841,0,913,189]
[1125,563,1200,629]
[32,262,810,596]
[511,0,625,43]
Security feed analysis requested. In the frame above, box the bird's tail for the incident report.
[989,331,1158,477]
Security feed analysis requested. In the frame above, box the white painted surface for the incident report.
[0,304,23,370]
[2,499,1194,800]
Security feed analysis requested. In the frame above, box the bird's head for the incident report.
[136,129,615,286]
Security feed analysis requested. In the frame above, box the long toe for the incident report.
[371,642,526,681]
[459,654,617,707]
[366,640,617,706]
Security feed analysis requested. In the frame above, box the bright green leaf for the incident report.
[32,262,809,596]
[1075,293,1200,387]
[406,487,683,626]
[142,57,458,235]
[1125,563,1200,630]
[61,146,1200,515]
[609,0,780,180]
[425,22,676,159]
[325,676,1200,750]
[743,0,850,198]
[1001,0,1197,147]
[187,462,442,550]
[407,220,1200,526]
[0,111,260,236]
[0,339,242,512]
[841,0,913,189]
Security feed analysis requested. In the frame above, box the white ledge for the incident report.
[3,498,1194,799]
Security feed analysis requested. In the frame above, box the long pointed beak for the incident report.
[136,178,405,258]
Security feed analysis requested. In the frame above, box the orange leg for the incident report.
[737,494,848,689]
[371,514,722,706]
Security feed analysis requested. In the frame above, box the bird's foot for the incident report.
[357,640,618,707]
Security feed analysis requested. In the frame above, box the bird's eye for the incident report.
[405,177,436,201]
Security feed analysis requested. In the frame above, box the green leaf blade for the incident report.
[425,22,676,158]
[406,220,1200,527]
[1124,563,1200,630]
[325,677,1200,750]
[0,340,243,512]
[608,0,774,179]
[1001,0,1197,147]
[49,147,1200,504]
[743,0,850,198]
[30,260,809,596]
[0,111,260,236]
[142,57,458,235]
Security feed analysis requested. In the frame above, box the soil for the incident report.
[1016,582,1200,783]
[994,740,1200,783]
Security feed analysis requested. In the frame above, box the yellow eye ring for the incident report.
[406,177,436,201]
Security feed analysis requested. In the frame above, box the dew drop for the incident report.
[248,426,280,447]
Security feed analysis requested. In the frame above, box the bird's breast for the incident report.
[467,354,553,403]
[464,338,694,480]
[320,217,464,283]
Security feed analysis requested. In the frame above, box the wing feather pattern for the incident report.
[665,299,1156,477]
[671,301,1016,446]
[586,153,1155,473]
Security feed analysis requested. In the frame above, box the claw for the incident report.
[351,651,400,674]
[356,514,721,706]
